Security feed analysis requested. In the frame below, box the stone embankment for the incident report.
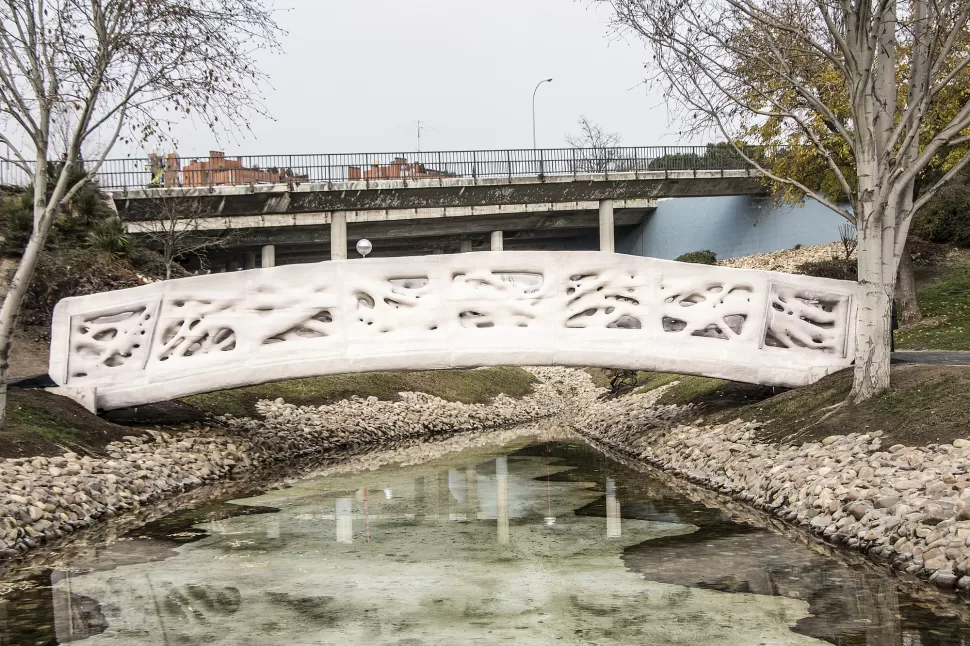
[0,367,583,560]
[719,242,851,273]
[567,378,970,594]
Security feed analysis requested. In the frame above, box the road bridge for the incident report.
[99,147,767,266]
[49,251,857,411]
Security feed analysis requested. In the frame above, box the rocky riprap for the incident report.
[568,380,970,594]
[0,367,585,561]
[718,242,852,273]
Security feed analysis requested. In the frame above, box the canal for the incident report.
[2,424,969,645]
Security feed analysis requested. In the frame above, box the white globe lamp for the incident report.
[356,239,373,258]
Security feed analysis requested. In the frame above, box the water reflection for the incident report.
[495,456,510,544]
[1,432,969,645]
[606,477,621,539]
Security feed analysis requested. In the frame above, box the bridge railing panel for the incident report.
[48,251,857,411]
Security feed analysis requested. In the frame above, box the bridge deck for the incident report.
[49,251,857,411]
[111,169,765,221]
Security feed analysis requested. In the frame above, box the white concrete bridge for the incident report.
[48,251,858,411]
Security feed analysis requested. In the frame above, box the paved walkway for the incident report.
[892,351,970,366]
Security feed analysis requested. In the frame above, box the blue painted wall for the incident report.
[617,196,849,260]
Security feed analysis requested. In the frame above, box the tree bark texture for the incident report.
[852,216,895,402]
[896,239,921,325]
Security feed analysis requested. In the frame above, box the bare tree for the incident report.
[565,116,623,172]
[600,0,970,401]
[131,193,235,280]
[0,1,281,423]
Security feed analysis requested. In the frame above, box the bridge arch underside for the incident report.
[49,252,859,411]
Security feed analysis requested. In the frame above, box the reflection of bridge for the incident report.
[49,251,857,411]
[104,146,767,266]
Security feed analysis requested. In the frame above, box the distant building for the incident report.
[348,157,454,181]
[150,151,308,187]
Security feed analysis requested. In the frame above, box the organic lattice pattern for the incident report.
[763,283,851,355]
[67,303,157,380]
[660,280,756,340]
[49,252,859,410]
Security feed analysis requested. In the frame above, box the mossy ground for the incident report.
[182,367,537,418]
[0,389,147,459]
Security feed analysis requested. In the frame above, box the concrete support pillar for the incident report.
[599,199,615,253]
[244,251,256,270]
[227,259,241,272]
[261,245,276,268]
[331,212,348,260]
[490,231,504,251]
[460,239,473,253]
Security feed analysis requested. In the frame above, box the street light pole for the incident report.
[532,78,553,149]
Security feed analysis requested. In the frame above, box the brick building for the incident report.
[150,151,307,187]
[348,157,453,181]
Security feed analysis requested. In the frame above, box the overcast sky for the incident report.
[158,0,694,157]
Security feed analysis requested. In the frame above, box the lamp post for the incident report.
[532,78,553,149]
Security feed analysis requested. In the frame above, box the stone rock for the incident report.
[846,502,870,521]
[874,496,900,510]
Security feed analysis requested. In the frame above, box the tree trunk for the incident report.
[852,218,894,402]
[896,238,921,325]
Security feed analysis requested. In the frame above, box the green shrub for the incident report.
[0,190,33,255]
[675,250,718,265]
[911,171,970,247]
[23,248,145,332]
[87,217,131,259]
[795,257,858,281]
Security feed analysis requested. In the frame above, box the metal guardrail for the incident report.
[1,146,760,190]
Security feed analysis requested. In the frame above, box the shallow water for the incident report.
[2,426,970,645]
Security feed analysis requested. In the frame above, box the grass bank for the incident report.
[586,368,773,410]
[0,368,538,459]
[183,367,537,418]
[603,364,970,450]
[731,365,970,447]
[896,253,970,350]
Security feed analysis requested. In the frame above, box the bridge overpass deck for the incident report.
[111,169,764,220]
[95,147,767,267]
